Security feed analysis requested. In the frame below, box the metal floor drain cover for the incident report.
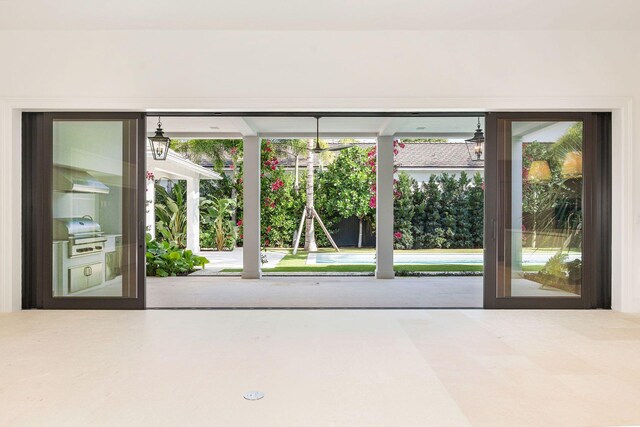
[243,391,265,401]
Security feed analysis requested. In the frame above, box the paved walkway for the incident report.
[189,247,286,274]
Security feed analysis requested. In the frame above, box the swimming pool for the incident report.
[309,252,580,265]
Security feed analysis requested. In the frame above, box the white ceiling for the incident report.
[146,115,485,139]
[2,0,639,30]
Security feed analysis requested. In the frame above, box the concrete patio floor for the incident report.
[190,248,286,274]
[146,275,575,308]
[147,276,483,308]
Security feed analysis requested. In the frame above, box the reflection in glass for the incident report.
[52,121,130,297]
[505,121,582,297]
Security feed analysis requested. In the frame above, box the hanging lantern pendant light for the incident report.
[465,117,485,161]
[149,117,171,161]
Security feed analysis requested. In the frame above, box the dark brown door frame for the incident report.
[22,112,146,309]
[484,112,611,309]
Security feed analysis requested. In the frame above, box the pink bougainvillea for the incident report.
[366,140,406,208]
[394,231,403,239]
[146,171,155,181]
[264,158,279,171]
[271,178,284,191]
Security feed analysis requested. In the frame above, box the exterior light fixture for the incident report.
[148,117,170,161]
[527,160,552,182]
[465,117,484,161]
[561,151,582,178]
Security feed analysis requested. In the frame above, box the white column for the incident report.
[376,135,395,279]
[186,177,200,253]
[242,136,261,279]
[145,173,156,240]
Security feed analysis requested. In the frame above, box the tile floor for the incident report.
[146,276,573,308]
[1,309,639,426]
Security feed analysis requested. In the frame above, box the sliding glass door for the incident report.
[23,113,146,309]
[484,113,610,309]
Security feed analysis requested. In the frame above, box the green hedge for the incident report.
[191,142,485,250]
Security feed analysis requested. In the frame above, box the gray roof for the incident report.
[394,143,483,168]
[280,142,484,169]
[199,142,484,170]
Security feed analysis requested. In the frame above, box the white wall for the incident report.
[0,30,638,311]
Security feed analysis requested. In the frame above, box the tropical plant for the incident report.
[316,146,375,248]
[155,180,187,248]
[201,197,237,251]
[145,234,208,277]
[522,123,583,250]
[172,139,242,173]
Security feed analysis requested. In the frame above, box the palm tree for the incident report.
[171,139,242,172]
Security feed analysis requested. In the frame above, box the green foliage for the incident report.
[164,138,491,251]
[522,123,583,247]
[260,140,306,247]
[410,173,484,249]
[317,146,374,220]
[201,173,236,202]
[316,146,375,245]
[539,253,568,279]
[200,197,237,251]
[393,172,415,249]
[155,180,187,248]
[145,234,208,277]
[172,139,242,173]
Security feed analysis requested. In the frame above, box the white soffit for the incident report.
[146,116,486,139]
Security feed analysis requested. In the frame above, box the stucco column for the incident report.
[145,173,156,240]
[242,136,261,279]
[376,135,394,279]
[186,177,200,253]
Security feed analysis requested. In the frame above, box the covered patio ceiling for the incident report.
[145,115,486,140]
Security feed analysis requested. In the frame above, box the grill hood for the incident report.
[54,216,103,239]
[54,166,110,194]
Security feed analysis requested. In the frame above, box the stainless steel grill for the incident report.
[54,216,107,258]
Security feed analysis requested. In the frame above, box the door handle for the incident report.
[492,219,496,241]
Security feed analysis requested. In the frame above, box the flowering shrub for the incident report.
[196,139,484,250]
[259,141,305,247]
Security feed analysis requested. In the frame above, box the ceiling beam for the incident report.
[228,117,258,136]
[260,132,378,139]
[378,117,409,136]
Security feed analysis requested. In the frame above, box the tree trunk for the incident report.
[358,217,363,248]
[304,138,318,252]
[294,155,300,193]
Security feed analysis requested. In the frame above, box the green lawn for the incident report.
[219,249,548,274]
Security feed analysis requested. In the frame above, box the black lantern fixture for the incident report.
[465,117,485,161]
[148,117,170,161]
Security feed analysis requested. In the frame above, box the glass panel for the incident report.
[52,120,134,297]
[502,121,583,297]
[393,117,485,285]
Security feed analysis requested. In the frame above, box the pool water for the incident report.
[311,252,580,265]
